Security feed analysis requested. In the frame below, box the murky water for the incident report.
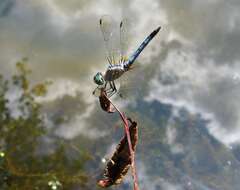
[0,0,240,189]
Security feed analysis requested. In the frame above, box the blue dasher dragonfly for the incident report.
[93,15,161,98]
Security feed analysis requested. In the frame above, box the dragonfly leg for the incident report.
[92,86,99,95]
[112,81,117,96]
[105,82,114,93]
[107,81,117,97]
[104,80,118,97]
[105,82,115,93]
[105,82,108,88]
[106,81,117,97]
[108,91,115,98]
[112,81,117,92]
[107,82,115,97]
[104,82,109,91]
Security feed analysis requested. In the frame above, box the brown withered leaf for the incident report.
[98,118,138,188]
[99,89,115,113]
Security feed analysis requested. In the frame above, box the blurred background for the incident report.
[0,0,240,189]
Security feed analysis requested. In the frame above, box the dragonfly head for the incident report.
[93,72,105,86]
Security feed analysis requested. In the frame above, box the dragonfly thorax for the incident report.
[104,64,125,82]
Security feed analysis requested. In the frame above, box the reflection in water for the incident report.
[0,0,240,190]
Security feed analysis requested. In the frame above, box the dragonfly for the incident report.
[93,15,161,98]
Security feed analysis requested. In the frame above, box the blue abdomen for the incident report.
[124,26,161,69]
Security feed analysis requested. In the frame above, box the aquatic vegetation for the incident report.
[0,59,89,189]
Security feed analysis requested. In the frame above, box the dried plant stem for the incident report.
[106,97,139,190]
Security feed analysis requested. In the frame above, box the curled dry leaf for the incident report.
[98,118,138,188]
[99,89,115,113]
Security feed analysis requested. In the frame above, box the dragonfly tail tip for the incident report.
[156,26,161,33]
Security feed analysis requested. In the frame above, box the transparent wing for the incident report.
[100,15,119,65]
[119,19,130,63]
[116,63,156,102]
[116,66,143,101]
[117,19,143,100]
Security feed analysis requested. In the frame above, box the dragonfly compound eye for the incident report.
[94,72,105,86]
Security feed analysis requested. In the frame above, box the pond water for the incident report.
[0,0,240,190]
